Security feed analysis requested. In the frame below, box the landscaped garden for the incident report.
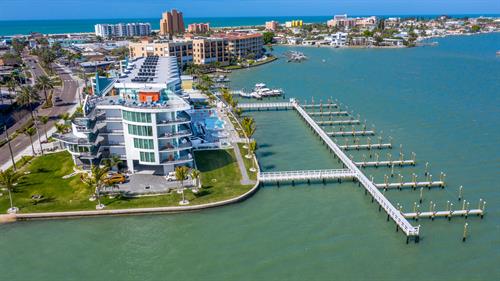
[0,150,255,214]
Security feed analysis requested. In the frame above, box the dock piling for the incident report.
[458,186,463,201]
[462,223,468,242]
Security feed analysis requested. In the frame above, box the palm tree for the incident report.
[102,155,122,172]
[24,127,37,155]
[55,123,68,134]
[241,117,256,158]
[190,169,201,191]
[59,113,71,125]
[6,78,18,105]
[38,115,49,141]
[82,165,109,209]
[35,75,54,104]
[16,85,40,120]
[249,140,258,172]
[175,166,189,205]
[0,169,22,213]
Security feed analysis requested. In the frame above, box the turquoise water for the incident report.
[1,14,500,36]
[1,33,499,280]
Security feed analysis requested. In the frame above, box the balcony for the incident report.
[99,129,124,135]
[156,117,190,125]
[159,141,192,152]
[160,154,193,165]
[158,130,192,139]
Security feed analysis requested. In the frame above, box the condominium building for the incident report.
[95,23,151,38]
[213,32,264,60]
[55,56,194,175]
[160,9,185,36]
[187,23,210,34]
[285,20,303,28]
[192,37,229,66]
[265,21,279,31]
[129,38,193,65]
[327,14,356,28]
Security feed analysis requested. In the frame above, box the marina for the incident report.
[238,96,488,243]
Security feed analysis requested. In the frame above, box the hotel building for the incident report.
[129,38,193,65]
[187,23,210,34]
[265,21,279,31]
[160,9,185,36]
[55,56,194,175]
[95,23,151,38]
[213,32,264,60]
[192,37,230,66]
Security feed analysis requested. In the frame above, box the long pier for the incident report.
[238,99,486,243]
[308,111,349,116]
[317,120,360,125]
[258,169,356,183]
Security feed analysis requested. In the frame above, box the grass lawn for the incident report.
[0,150,255,214]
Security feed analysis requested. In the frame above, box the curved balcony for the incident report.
[156,117,191,126]
[159,141,192,152]
[157,130,192,140]
[160,154,194,165]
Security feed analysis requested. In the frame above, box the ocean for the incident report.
[0,33,499,280]
[1,14,499,36]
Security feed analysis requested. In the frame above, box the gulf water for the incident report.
[0,33,499,280]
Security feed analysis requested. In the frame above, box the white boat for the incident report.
[250,92,262,99]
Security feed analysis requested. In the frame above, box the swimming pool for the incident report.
[205,117,225,130]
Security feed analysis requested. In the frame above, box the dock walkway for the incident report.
[258,169,355,183]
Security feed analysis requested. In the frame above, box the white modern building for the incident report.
[95,23,151,38]
[325,32,348,47]
[55,56,194,175]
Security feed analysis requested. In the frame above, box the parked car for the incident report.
[104,173,127,185]
[165,172,176,181]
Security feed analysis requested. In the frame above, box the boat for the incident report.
[496,50,500,56]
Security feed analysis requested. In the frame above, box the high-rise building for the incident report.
[95,23,151,38]
[160,9,185,36]
[55,56,194,175]
[212,32,264,60]
[265,21,279,31]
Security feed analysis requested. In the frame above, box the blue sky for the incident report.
[1,0,499,20]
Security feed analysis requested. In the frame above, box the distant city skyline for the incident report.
[1,0,500,20]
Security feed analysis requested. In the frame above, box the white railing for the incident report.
[292,101,420,237]
[238,102,292,109]
[259,169,355,182]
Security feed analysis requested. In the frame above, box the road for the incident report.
[0,55,81,170]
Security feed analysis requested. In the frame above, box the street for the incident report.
[0,55,81,169]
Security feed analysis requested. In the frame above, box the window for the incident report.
[134,138,154,149]
[140,151,155,163]
[123,111,151,123]
[128,124,153,136]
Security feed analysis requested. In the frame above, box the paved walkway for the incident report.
[232,142,254,185]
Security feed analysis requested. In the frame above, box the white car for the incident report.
[165,172,176,181]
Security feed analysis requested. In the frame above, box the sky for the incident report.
[0,0,499,20]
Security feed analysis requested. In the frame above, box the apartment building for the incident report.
[55,56,194,175]
[187,23,210,34]
[213,32,264,60]
[160,9,185,36]
[192,37,229,66]
[95,23,151,38]
[129,38,193,65]
[265,21,279,31]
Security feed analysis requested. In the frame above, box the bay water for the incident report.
[0,33,499,280]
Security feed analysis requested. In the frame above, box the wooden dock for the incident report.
[237,102,293,110]
[375,181,445,190]
[303,103,338,108]
[403,209,484,219]
[258,169,356,183]
[340,143,392,150]
[355,160,415,167]
[327,130,375,136]
[317,120,360,125]
[308,111,349,116]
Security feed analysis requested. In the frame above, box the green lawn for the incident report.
[0,150,255,214]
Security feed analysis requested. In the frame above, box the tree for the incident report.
[175,166,190,205]
[16,85,41,120]
[102,155,122,171]
[0,169,22,213]
[263,31,275,45]
[6,78,18,104]
[190,169,201,190]
[38,115,49,141]
[471,25,481,33]
[11,39,26,55]
[59,112,71,125]
[35,75,54,104]
[24,127,37,155]
[82,165,109,209]
[55,123,68,134]
[249,140,258,172]
[241,117,256,158]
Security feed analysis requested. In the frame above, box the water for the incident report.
[1,33,499,280]
[1,14,500,36]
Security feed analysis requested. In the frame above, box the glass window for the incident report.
[123,111,151,123]
[140,151,155,163]
[133,138,154,149]
[127,124,153,136]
